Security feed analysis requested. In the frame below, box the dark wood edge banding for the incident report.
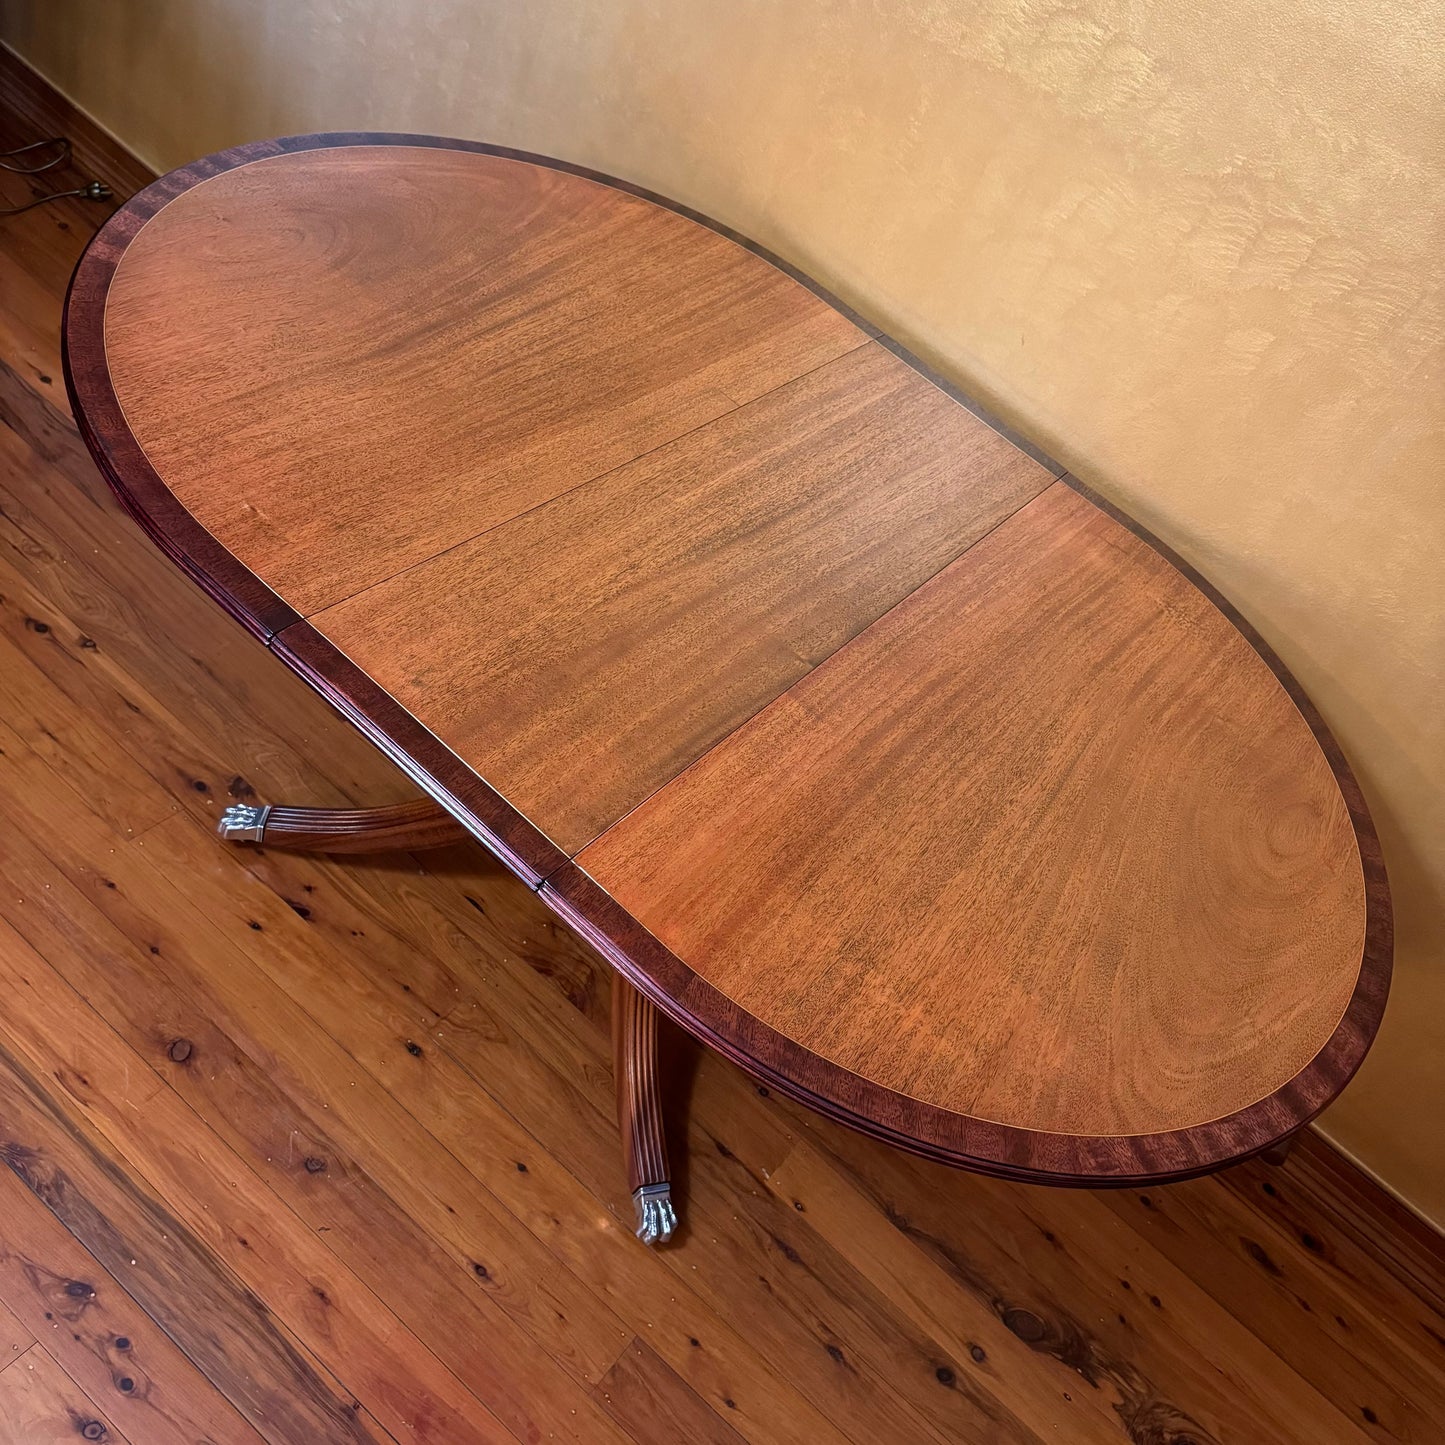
[542,858,1388,1185]
[270,622,567,886]
[63,133,1391,1185]
[61,138,302,641]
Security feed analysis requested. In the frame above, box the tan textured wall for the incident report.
[5,2,1442,1223]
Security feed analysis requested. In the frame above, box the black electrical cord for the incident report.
[1,179,112,215]
[1,136,71,173]
[0,136,112,215]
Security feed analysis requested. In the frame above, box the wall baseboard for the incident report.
[1,42,156,198]
[1291,1129,1445,1307]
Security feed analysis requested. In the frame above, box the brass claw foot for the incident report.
[632,1183,678,1246]
[218,802,270,842]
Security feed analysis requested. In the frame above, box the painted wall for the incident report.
[5,2,1441,1223]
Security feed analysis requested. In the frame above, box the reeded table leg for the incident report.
[1261,1131,1299,1167]
[218,798,470,853]
[613,970,677,1245]
[223,799,677,1243]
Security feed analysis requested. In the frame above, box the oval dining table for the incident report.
[62,133,1391,1247]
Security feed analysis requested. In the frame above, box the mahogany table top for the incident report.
[63,134,1391,1184]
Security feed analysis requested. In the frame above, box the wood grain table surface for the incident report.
[63,134,1391,1187]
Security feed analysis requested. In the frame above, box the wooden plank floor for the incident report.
[1,59,1443,1445]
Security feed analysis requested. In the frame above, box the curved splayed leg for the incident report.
[216,798,470,854]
